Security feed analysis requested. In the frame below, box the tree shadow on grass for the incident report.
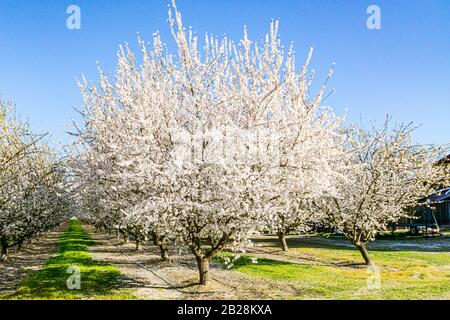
[252,235,450,253]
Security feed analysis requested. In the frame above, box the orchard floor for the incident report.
[87,226,299,299]
[0,225,65,297]
[1,223,449,299]
[88,227,450,300]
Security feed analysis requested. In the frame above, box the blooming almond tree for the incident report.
[315,120,449,265]
[164,2,346,282]
[70,0,344,285]
[0,101,68,260]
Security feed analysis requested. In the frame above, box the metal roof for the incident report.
[429,187,450,203]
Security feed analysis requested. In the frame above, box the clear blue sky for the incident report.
[0,0,449,147]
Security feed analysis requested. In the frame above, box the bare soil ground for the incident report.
[86,226,300,300]
[0,225,66,297]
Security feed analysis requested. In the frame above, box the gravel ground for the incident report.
[86,226,299,300]
[0,225,65,298]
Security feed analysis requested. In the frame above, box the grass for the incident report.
[291,248,449,299]
[7,219,134,300]
[215,236,450,300]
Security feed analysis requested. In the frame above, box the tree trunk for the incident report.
[14,240,23,253]
[277,232,289,252]
[123,234,129,243]
[135,240,140,250]
[153,234,170,261]
[196,256,211,286]
[158,243,170,261]
[0,237,8,261]
[355,242,373,265]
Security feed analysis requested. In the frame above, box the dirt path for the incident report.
[0,225,66,298]
[86,226,299,300]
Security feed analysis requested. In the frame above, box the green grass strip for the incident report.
[214,250,450,300]
[9,218,133,300]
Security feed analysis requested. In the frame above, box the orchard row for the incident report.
[0,102,69,260]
